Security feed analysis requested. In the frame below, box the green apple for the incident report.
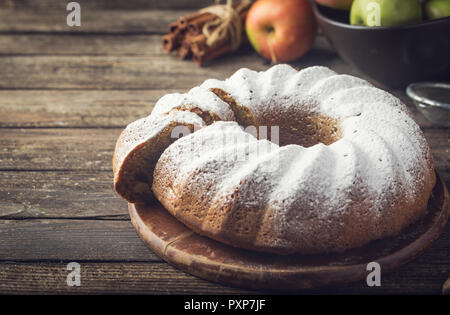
[425,0,450,20]
[350,0,423,27]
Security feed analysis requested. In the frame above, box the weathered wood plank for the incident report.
[0,34,162,55]
[0,90,162,128]
[0,262,251,294]
[0,32,380,91]
[0,35,352,90]
[0,171,128,219]
[0,9,191,34]
[0,219,160,262]
[0,89,436,128]
[0,229,449,294]
[0,37,430,93]
[0,54,387,90]
[0,0,211,10]
[0,54,269,90]
[0,128,120,171]
[0,33,331,55]
[0,128,447,182]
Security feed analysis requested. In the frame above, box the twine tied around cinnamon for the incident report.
[199,0,252,50]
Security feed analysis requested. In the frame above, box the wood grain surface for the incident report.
[128,175,449,291]
[0,9,190,33]
[0,0,448,294]
[0,0,213,11]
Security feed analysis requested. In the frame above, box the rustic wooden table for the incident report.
[0,0,448,294]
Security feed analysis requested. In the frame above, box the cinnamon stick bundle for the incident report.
[187,1,242,36]
[178,39,192,60]
[179,12,210,28]
[187,13,217,36]
[162,31,181,53]
[192,28,249,67]
[161,0,251,67]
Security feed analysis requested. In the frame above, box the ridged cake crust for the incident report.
[115,65,436,254]
[113,85,236,203]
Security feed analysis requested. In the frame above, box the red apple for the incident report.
[246,0,317,62]
[315,0,354,10]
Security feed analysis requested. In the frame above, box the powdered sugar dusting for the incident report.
[149,64,435,254]
[115,110,204,166]
[152,86,235,120]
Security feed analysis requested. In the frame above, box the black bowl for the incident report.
[312,3,450,88]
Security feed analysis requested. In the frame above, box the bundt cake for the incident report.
[113,64,436,255]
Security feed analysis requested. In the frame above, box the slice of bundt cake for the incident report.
[113,86,236,203]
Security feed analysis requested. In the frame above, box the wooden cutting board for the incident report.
[129,172,449,292]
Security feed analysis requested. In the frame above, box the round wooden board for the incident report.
[129,172,449,292]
